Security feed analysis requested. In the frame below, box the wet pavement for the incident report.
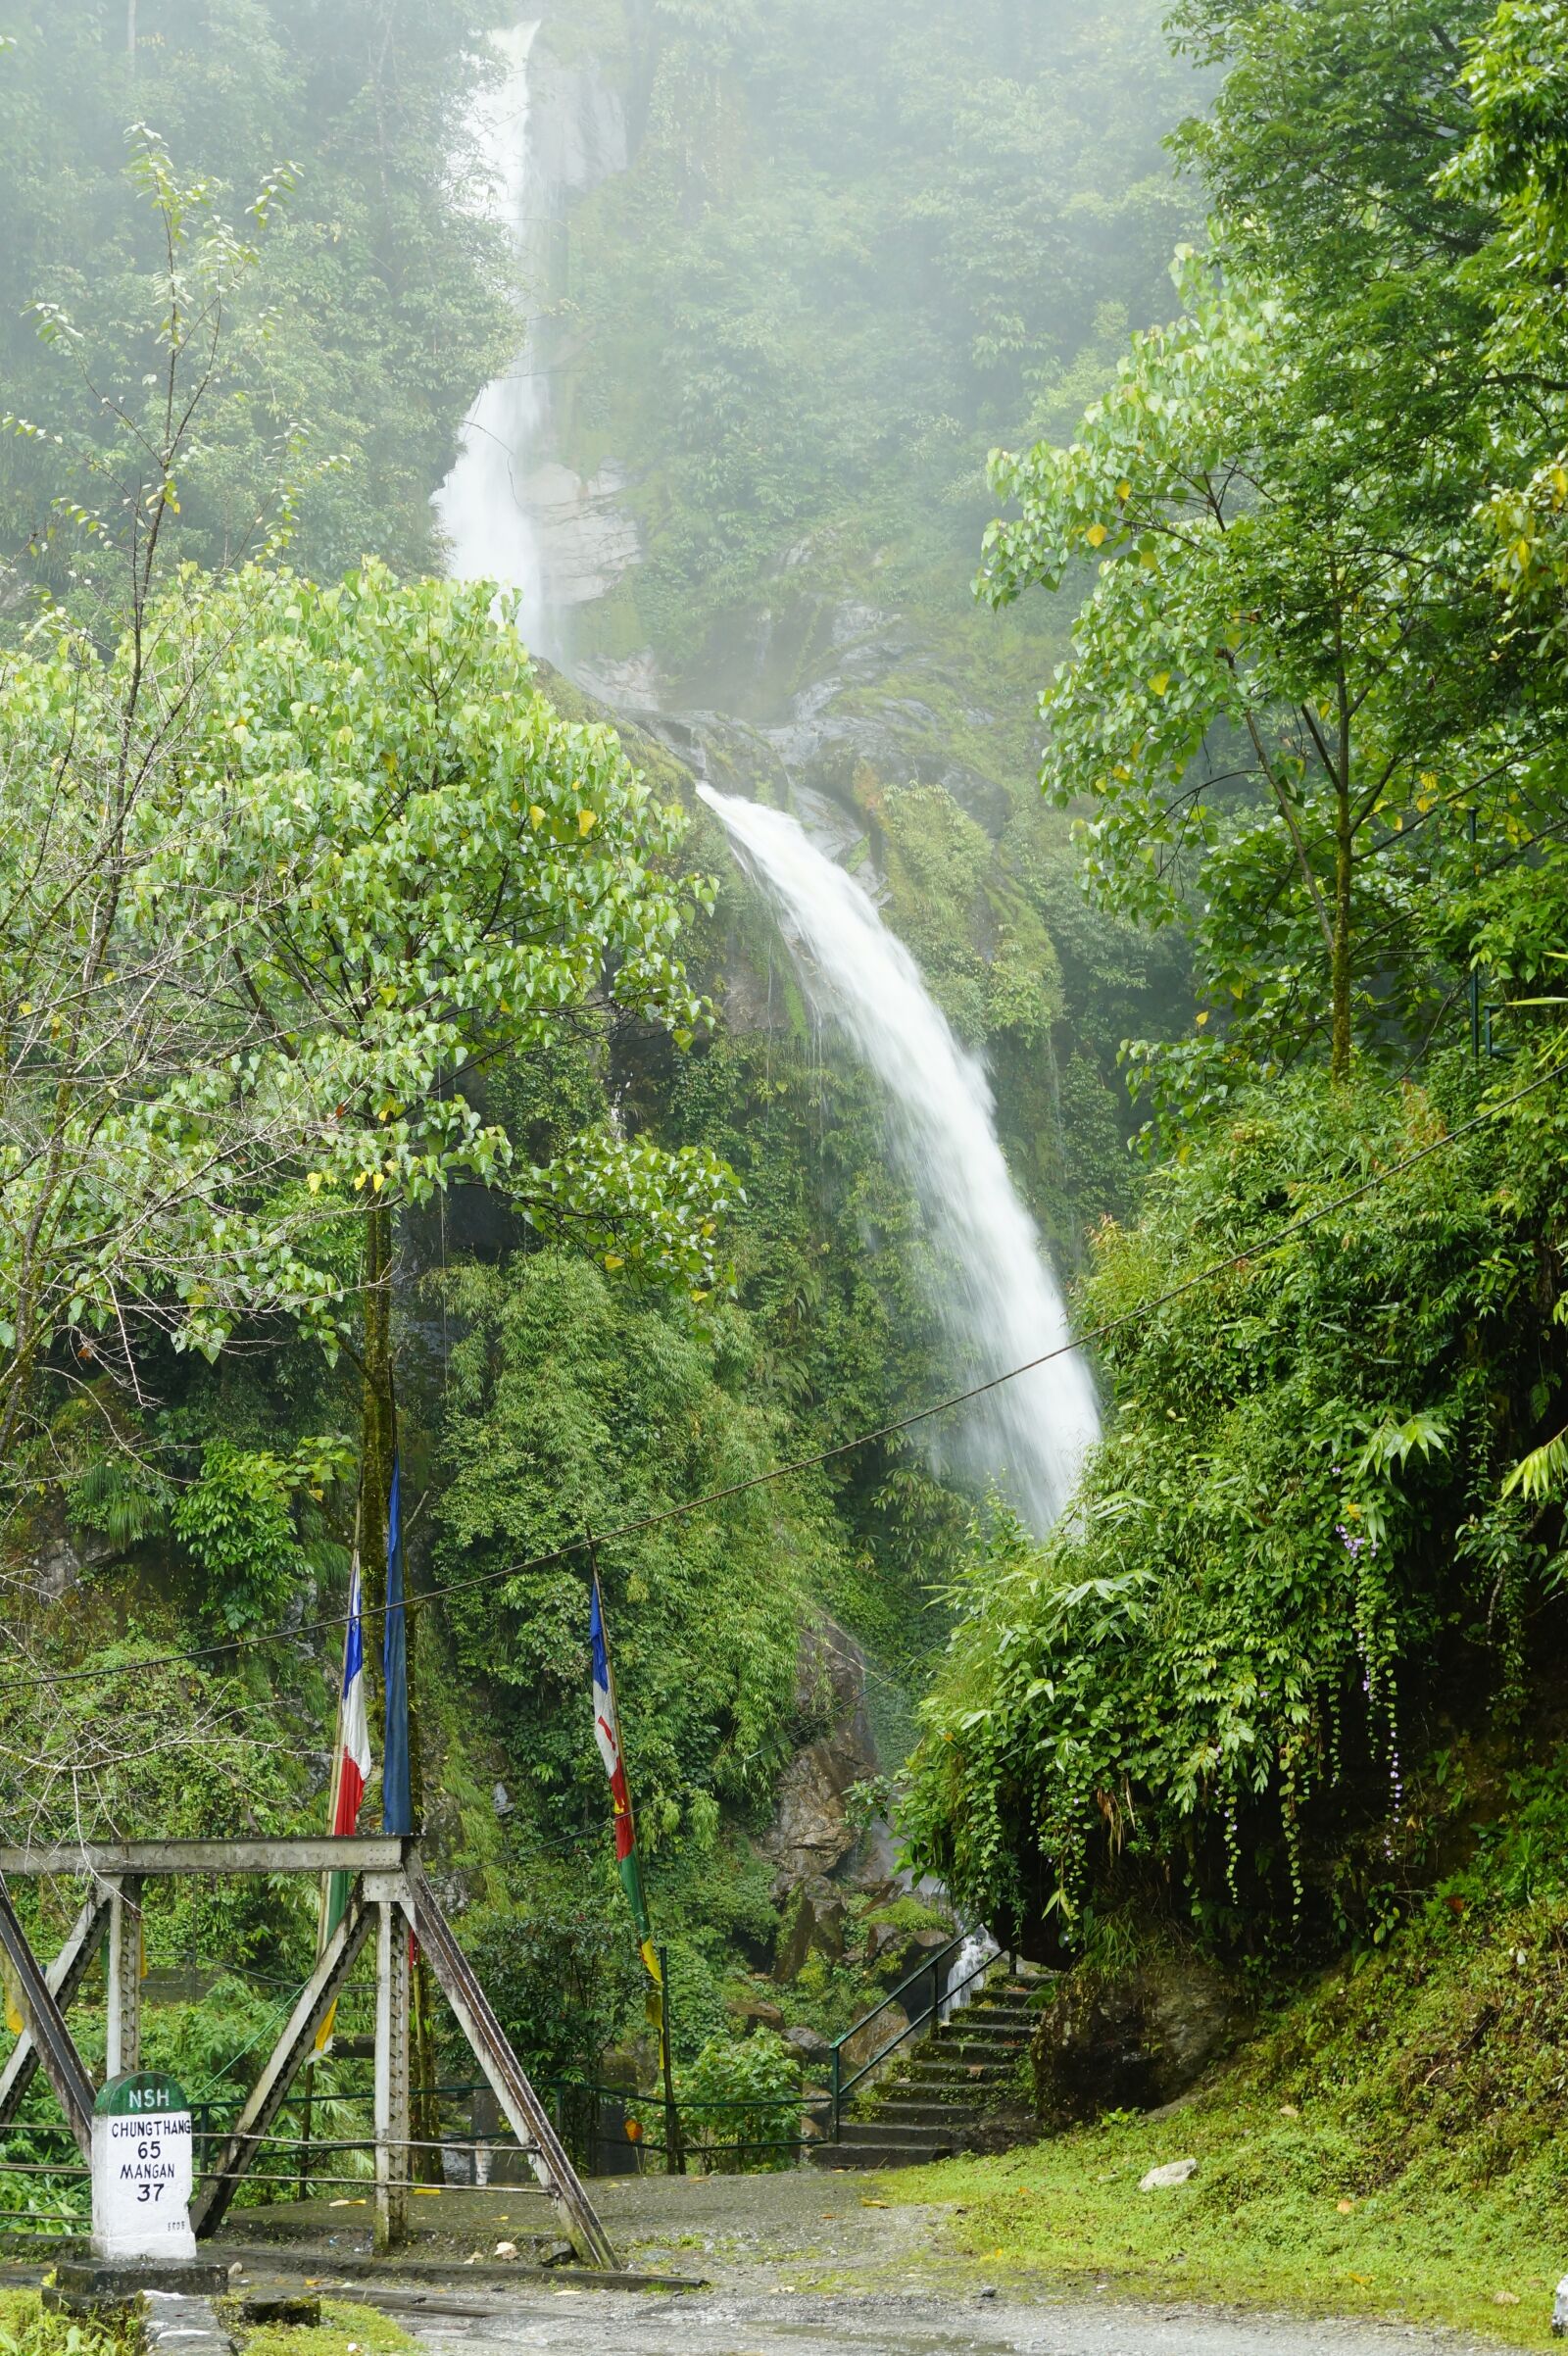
[239,2172,1517,2356]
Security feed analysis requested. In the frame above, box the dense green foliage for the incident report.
[0,0,514,584]
[907,0,1568,1978]
[14,0,1568,2263]
[906,1055,1568,1951]
[435,1252,814,1841]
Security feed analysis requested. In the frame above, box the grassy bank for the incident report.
[0,2290,417,2356]
[892,1890,1568,2349]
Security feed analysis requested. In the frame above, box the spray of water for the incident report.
[700,788,1101,1532]
[432,22,553,653]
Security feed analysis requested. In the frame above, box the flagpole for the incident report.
[586,1532,685,2174]
[657,1941,683,2179]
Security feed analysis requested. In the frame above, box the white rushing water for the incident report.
[699,789,1102,1532]
[433,22,553,653]
[435,27,1100,1533]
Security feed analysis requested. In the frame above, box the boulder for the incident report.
[784,2023,831,2061]
[841,2000,907,2076]
[1032,1945,1238,2127]
[1139,2157,1198,2190]
[724,1991,785,2031]
[866,1919,953,1988]
[775,1884,847,1980]
[759,1622,878,1899]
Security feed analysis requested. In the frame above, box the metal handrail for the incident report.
[827,1928,999,2139]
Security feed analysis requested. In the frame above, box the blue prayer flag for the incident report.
[382,1454,414,1837]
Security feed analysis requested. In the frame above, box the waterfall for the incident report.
[434,23,634,658]
[432,30,1099,1532]
[433,21,553,655]
[699,789,1101,1533]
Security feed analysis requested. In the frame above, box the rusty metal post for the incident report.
[373,1899,411,2252]
[105,1876,143,2079]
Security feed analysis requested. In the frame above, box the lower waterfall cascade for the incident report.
[699,787,1102,1533]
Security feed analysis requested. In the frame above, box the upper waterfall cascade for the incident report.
[433,21,550,650]
[434,21,634,659]
[700,788,1102,1533]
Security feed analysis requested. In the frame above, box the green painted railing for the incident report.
[826,1929,999,2141]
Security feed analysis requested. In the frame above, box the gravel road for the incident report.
[311,2171,1521,2356]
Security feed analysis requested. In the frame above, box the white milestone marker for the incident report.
[91,2071,197,2262]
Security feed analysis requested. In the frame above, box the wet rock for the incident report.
[841,2000,907,2076]
[28,1532,86,1597]
[760,1623,878,1899]
[1140,2157,1199,2190]
[236,2295,319,2327]
[19,1501,118,1598]
[866,1918,953,1987]
[527,458,642,609]
[776,1885,848,1979]
[726,1991,786,2031]
[1032,1945,1239,2127]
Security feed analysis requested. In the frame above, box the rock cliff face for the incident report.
[760,1620,879,1899]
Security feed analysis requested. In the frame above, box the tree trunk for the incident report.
[360,1202,396,1721]
[1331,780,1353,1082]
[359,1200,440,2164]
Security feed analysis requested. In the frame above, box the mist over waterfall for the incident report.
[700,789,1102,1532]
[436,16,1102,1534]
[433,22,552,654]
[434,23,633,661]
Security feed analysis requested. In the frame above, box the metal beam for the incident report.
[372,1900,411,2253]
[0,1838,410,1878]
[399,1860,616,2271]
[191,1895,372,2238]
[0,1874,94,2157]
[105,1876,143,2079]
[0,1892,110,2125]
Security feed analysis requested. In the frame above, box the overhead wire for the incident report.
[2,1046,1566,1710]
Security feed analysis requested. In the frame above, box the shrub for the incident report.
[678,2030,802,2172]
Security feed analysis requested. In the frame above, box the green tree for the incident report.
[0,139,345,1491]
[979,251,1559,1084]
[167,560,737,1668]
[0,0,515,586]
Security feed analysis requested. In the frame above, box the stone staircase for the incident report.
[810,1977,1039,2170]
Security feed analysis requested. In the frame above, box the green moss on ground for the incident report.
[893,1899,1568,2350]
[235,2299,418,2356]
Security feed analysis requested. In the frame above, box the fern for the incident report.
[66,1456,173,1549]
[1503,1427,1568,1503]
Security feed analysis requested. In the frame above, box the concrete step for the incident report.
[899,2054,1021,2091]
[927,2036,1026,2054]
[942,2028,1029,2046]
[866,2120,979,2138]
[901,2072,1012,2098]
[810,2136,954,2170]
[833,2117,956,2146]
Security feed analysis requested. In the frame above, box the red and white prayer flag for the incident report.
[330,1552,372,1835]
[315,1551,372,2053]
